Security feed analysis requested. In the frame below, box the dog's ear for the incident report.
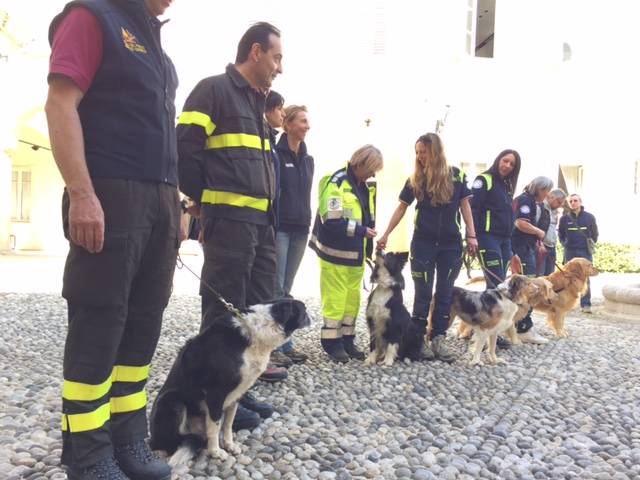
[396,251,409,263]
[271,299,310,333]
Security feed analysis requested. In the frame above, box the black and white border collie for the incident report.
[149,299,310,465]
[365,251,421,366]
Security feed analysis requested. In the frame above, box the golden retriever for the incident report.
[533,257,599,337]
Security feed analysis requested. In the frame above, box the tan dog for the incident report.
[533,257,599,337]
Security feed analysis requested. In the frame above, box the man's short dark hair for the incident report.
[266,90,284,112]
[235,22,281,64]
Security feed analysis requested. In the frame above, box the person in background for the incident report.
[309,145,383,362]
[558,193,599,313]
[377,133,477,363]
[46,0,179,478]
[511,176,554,344]
[177,22,285,434]
[537,188,567,276]
[271,105,313,365]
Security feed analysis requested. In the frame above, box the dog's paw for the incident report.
[511,336,523,346]
[492,356,508,365]
[364,354,376,366]
[207,447,229,461]
[222,441,241,455]
[469,358,484,367]
[560,329,569,338]
[381,358,394,367]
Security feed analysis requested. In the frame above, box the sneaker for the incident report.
[258,364,288,383]
[239,392,274,418]
[518,328,549,345]
[270,350,293,368]
[114,439,171,480]
[283,347,308,364]
[232,404,261,432]
[581,306,592,314]
[496,336,511,350]
[66,456,129,480]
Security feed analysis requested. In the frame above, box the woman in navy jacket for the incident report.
[471,149,521,288]
[377,133,477,363]
[274,105,314,361]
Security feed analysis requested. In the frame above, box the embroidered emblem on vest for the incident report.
[121,28,147,53]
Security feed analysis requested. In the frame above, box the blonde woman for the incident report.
[273,104,313,364]
[377,133,477,363]
[309,145,383,362]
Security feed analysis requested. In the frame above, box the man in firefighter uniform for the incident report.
[309,145,384,362]
[176,23,284,426]
[46,0,179,478]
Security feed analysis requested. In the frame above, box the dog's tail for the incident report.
[168,435,206,468]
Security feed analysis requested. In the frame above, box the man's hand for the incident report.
[466,237,479,255]
[68,192,104,253]
[365,227,377,239]
[376,234,388,251]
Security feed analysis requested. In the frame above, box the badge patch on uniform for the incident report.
[472,179,484,189]
[122,28,147,54]
[520,205,531,214]
[327,197,342,211]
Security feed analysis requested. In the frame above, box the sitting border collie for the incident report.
[365,251,422,366]
[149,299,310,465]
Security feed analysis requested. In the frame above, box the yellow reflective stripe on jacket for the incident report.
[368,185,376,222]
[110,391,147,414]
[485,210,491,232]
[201,190,269,212]
[177,111,216,136]
[481,173,493,191]
[63,377,112,402]
[62,402,111,433]
[205,133,271,151]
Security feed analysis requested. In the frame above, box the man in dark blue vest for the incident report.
[46,1,178,478]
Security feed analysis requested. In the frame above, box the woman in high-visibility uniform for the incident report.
[309,145,383,362]
[377,133,477,363]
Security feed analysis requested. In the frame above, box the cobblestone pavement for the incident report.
[1,291,639,480]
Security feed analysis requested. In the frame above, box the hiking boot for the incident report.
[343,335,365,360]
[258,364,288,383]
[431,335,456,363]
[114,440,171,480]
[496,336,511,350]
[283,347,308,364]
[232,404,261,432]
[270,350,293,368]
[419,339,436,361]
[321,337,349,363]
[239,392,274,419]
[66,457,129,480]
[581,306,593,314]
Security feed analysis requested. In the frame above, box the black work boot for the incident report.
[114,439,171,480]
[343,335,365,360]
[321,336,349,363]
[431,335,456,363]
[66,456,129,480]
[402,316,433,361]
[239,392,274,419]
[496,336,511,350]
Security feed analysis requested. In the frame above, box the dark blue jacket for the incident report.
[470,173,514,237]
[269,126,281,227]
[399,167,471,245]
[276,134,314,233]
[558,207,599,250]
[49,0,179,185]
[511,191,539,248]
